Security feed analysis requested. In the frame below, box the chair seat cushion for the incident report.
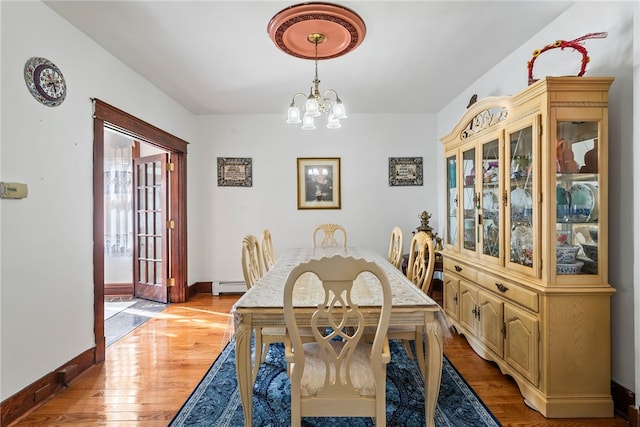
[298,341,376,397]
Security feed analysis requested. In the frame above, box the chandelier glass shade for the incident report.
[268,2,365,130]
[286,33,347,130]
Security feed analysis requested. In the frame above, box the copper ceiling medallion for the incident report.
[267,2,366,60]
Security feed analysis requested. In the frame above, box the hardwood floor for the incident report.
[12,293,627,426]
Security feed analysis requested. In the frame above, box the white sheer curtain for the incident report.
[104,143,133,283]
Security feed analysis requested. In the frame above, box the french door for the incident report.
[133,154,169,303]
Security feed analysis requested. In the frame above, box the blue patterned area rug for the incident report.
[170,340,501,427]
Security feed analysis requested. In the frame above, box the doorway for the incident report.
[104,131,170,301]
[93,99,189,363]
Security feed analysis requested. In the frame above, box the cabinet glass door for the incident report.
[462,146,477,253]
[446,154,458,248]
[507,125,535,272]
[480,139,501,262]
[555,121,599,277]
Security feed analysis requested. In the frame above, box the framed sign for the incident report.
[217,157,252,187]
[297,157,341,209]
[389,157,423,186]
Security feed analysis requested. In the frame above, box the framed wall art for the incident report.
[297,157,341,209]
[389,157,423,186]
[217,157,252,187]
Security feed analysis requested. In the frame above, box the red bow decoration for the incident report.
[527,32,608,85]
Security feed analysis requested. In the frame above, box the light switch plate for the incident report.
[0,182,28,199]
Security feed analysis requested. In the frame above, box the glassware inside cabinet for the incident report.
[446,155,458,246]
[462,147,477,251]
[481,139,500,258]
[509,126,533,267]
[555,121,599,275]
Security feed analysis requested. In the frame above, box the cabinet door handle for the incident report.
[495,283,509,293]
[453,294,458,304]
[455,265,462,272]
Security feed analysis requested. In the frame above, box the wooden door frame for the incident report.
[93,99,189,362]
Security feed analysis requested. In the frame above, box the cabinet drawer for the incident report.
[444,259,477,282]
[476,271,539,312]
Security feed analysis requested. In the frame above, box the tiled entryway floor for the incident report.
[104,297,167,346]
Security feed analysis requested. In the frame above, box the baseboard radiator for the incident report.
[212,280,247,296]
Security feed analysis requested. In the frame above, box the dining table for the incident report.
[231,246,445,427]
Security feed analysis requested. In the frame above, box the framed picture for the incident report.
[389,157,423,186]
[297,157,341,209]
[217,157,252,187]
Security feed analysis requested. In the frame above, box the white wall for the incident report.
[0,1,196,399]
[188,113,439,283]
[436,2,636,394]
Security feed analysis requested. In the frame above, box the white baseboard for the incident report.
[212,280,246,296]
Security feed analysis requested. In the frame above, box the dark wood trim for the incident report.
[168,151,189,303]
[93,100,189,153]
[189,281,213,298]
[93,115,106,364]
[630,405,640,427]
[612,380,636,420]
[1,348,95,426]
[104,282,134,296]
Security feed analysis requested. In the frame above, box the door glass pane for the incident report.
[139,260,146,283]
[555,121,599,275]
[137,186,145,210]
[155,212,162,234]
[138,212,146,234]
[138,235,146,258]
[155,236,163,259]
[446,155,458,246]
[481,139,500,258]
[462,147,476,251]
[148,235,155,259]
[509,126,533,267]
[156,262,163,285]
[146,163,154,187]
[148,260,155,284]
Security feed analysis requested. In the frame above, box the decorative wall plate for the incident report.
[24,57,67,107]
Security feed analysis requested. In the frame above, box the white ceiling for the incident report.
[45,1,575,115]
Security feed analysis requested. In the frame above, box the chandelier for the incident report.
[267,2,366,130]
[287,33,346,130]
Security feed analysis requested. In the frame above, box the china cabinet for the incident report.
[441,77,614,418]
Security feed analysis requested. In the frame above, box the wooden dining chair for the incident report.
[407,231,436,295]
[387,226,404,269]
[386,231,435,376]
[241,234,263,288]
[260,228,276,272]
[241,234,282,382]
[312,223,347,248]
[283,255,392,427]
